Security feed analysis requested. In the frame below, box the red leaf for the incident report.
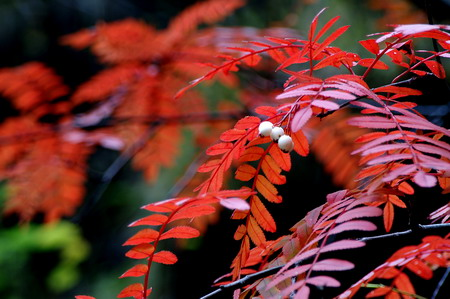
[239,146,264,162]
[117,283,144,299]
[198,159,222,173]
[292,107,313,132]
[125,244,155,259]
[261,154,286,185]
[424,60,445,79]
[315,15,341,42]
[75,296,96,299]
[123,229,159,246]
[311,99,341,110]
[358,143,409,156]
[243,53,262,66]
[234,224,246,240]
[374,86,422,96]
[255,106,277,117]
[292,129,309,156]
[152,250,178,264]
[413,171,437,187]
[171,205,216,222]
[319,90,356,100]
[384,202,394,232]
[329,220,377,235]
[406,259,433,279]
[366,286,392,297]
[247,215,266,245]
[321,240,366,253]
[413,144,450,160]
[367,153,413,165]
[220,197,250,211]
[357,58,389,70]
[220,129,246,142]
[393,273,415,294]
[255,174,282,203]
[251,195,276,232]
[311,259,354,271]
[234,116,261,129]
[269,145,292,171]
[160,226,200,240]
[119,264,148,278]
[306,276,340,287]
[129,214,168,227]
[206,142,233,156]
[235,164,257,181]
[312,25,350,58]
[348,116,396,129]
[359,39,379,55]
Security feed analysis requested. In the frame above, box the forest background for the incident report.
[0,0,449,299]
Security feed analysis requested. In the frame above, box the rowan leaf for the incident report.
[269,145,291,171]
[117,283,144,299]
[329,220,377,235]
[311,259,354,271]
[235,164,257,181]
[359,39,379,55]
[160,226,200,240]
[306,276,340,287]
[321,240,366,253]
[234,116,261,129]
[413,171,437,187]
[255,174,282,203]
[170,205,216,222]
[384,202,394,232]
[124,229,160,246]
[125,244,155,259]
[348,116,396,129]
[220,129,246,142]
[220,197,250,211]
[153,251,178,265]
[261,154,286,185]
[251,195,276,232]
[206,142,234,156]
[119,264,148,278]
[129,214,169,227]
[247,215,266,245]
[239,146,265,162]
[292,107,313,132]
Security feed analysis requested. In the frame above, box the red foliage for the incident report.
[0,1,448,299]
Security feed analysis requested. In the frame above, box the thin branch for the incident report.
[199,223,450,299]
[72,124,159,222]
[200,266,282,299]
[166,151,209,199]
[424,0,442,66]
[431,267,450,299]
[358,223,450,242]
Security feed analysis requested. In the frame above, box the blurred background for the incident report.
[0,0,449,298]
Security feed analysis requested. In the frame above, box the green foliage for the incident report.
[0,221,89,297]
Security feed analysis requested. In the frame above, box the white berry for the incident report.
[278,135,294,153]
[258,121,273,137]
[270,126,285,142]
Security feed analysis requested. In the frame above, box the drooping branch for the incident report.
[199,223,450,299]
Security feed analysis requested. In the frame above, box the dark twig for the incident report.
[357,223,450,242]
[166,151,209,199]
[199,223,450,299]
[431,267,450,299]
[72,124,159,222]
[199,266,282,299]
[424,0,442,65]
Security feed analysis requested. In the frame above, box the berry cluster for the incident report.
[258,121,294,153]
